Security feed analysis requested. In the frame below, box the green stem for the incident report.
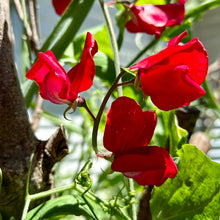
[81,183,99,220]
[99,0,123,97]
[21,198,31,220]
[126,178,137,220]
[29,183,75,200]
[116,78,135,87]
[185,0,220,20]
[92,70,126,153]
[83,101,96,121]
[21,153,34,220]
[203,79,220,118]
[20,0,32,64]
[127,38,158,67]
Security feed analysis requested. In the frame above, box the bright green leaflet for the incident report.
[162,110,188,156]
[25,194,95,220]
[151,144,220,220]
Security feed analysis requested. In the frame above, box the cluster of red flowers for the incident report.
[26,1,208,186]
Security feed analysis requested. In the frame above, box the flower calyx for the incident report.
[134,72,141,91]
[97,151,114,162]
[63,100,78,120]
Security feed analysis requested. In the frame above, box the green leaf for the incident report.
[25,195,95,220]
[115,8,129,50]
[122,85,146,108]
[24,0,95,107]
[94,52,116,85]
[202,79,220,118]
[151,144,220,220]
[22,80,38,107]
[185,0,220,21]
[41,0,95,59]
[161,111,188,156]
[93,25,113,59]
[72,25,114,60]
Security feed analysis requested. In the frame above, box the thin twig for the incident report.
[99,0,123,96]
[92,70,126,153]
[116,78,135,87]
[127,38,158,67]
[27,0,40,54]
[13,0,32,42]
[83,102,96,121]
[137,185,154,220]
[31,93,43,132]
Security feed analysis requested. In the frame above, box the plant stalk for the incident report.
[99,0,123,97]
[92,70,126,153]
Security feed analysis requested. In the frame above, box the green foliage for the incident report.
[115,8,129,50]
[185,0,220,21]
[151,145,220,219]
[25,195,95,220]
[153,110,188,156]
[161,111,188,156]
[202,79,220,118]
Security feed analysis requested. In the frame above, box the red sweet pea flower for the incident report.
[52,0,71,16]
[111,146,177,186]
[103,96,177,186]
[26,32,98,105]
[130,31,208,111]
[104,96,157,156]
[126,1,185,38]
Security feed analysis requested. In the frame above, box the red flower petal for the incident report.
[140,64,206,110]
[103,97,157,156]
[52,0,71,16]
[130,31,208,111]
[167,30,187,47]
[126,3,185,38]
[26,50,74,104]
[40,70,73,104]
[26,33,98,105]
[111,146,177,186]
[68,32,98,97]
[26,50,66,86]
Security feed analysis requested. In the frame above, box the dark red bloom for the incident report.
[103,96,177,186]
[130,31,208,111]
[111,146,177,186]
[126,1,185,38]
[104,96,157,156]
[26,32,98,105]
[52,0,71,16]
